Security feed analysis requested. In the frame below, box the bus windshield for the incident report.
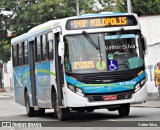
[64,32,144,73]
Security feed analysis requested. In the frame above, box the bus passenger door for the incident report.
[28,39,37,108]
[55,33,64,106]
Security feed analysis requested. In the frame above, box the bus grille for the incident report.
[66,67,144,84]
[86,91,133,102]
[80,73,135,84]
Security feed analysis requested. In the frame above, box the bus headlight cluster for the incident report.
[68,84,84,96]
[134,78,146,92]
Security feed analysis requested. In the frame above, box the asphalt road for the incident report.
[0,96,160,130]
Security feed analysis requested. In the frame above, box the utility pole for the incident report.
[127,0,132,14]
[76,0,80,16]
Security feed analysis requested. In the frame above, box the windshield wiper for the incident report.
[82,31,100,50]
[116,28,124,44]
[82,31,102,62]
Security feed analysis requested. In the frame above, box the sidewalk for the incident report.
[131,101,160,108]
[0,90,14,97]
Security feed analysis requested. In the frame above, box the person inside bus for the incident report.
[154,62,160,97]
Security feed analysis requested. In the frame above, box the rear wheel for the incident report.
[25,91,45,117]
[25,91,36,117]
[118,104,130,116]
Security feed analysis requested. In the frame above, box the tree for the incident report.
[0,0,119,62]
[117,0,160,16]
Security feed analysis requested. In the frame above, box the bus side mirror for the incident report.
[58,41,64,57]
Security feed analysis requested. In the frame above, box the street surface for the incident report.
[0,95,160,130]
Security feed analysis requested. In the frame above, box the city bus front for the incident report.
[62,14,147,115]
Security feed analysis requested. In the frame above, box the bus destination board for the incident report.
[66,15,137,30]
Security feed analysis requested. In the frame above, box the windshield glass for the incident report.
[64,32,144,73]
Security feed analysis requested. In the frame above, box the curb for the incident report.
[131,105,160,108]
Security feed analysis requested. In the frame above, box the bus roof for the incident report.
[11,12,138,45]
[11,20,61,44]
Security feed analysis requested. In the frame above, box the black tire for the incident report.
[52,89,69,121]
[25,91,36,117]
[86,108,94,112]
[36,109,45,116]
[118,104,130,117]
[57,107,70,121]
[52,90,58,118]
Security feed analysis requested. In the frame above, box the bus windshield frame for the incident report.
[64,30,144,74]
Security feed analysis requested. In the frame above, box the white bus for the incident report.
[11,12,147,121]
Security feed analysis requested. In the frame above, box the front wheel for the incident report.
[57,107,70,121]
[52,90,69,121]
[118,104,130,116]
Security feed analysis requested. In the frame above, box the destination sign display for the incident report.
[66,16,137,30]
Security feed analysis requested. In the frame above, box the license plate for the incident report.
[104,95,117,101]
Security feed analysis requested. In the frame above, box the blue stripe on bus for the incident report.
[65,71,145,94]
[105,34,135,40]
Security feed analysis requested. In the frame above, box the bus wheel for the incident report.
[55,97,69,121]
[52,90,69,120]
[36,109,45,116]
[57,107,70,121]
[118,104,130,116]
[25,91,36,117]
[52,90,58,118]
[86,108,94,112]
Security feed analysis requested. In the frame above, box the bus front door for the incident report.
[28,40,37,108]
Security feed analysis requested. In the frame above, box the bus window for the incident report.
[24,41,28,64]
[48,41,54,60]
[36,36,42,62]
[47,32,54,60]
[42,34,47,61]
[19,43,23,66]
[12,45,17,67]
[17,44,19,66]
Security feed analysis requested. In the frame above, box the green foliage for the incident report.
[0,41,11,62]
[117,0,160,16]
[0,0,97,62]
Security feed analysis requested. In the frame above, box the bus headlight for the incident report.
[68,84,84,96]
[134,83,141,92]
[68,85,75,92]
[141,78,146,85]
[134,78,146,92]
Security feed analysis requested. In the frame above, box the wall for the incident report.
[2,60,13,90]
[139,15,160,99]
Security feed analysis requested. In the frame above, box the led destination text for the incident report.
[66,16,137,30]
[73,17,127,28]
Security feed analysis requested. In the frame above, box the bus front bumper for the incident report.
[65,84,147,108]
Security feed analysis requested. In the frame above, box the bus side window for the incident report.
[42,34,47,61]
[17,44,19,66]
[12,45,17,67]
[36,36,42,62]
[19,43,23,66]
[48,40,54,60]
[47,32,54,60]
[24,41,28,65]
